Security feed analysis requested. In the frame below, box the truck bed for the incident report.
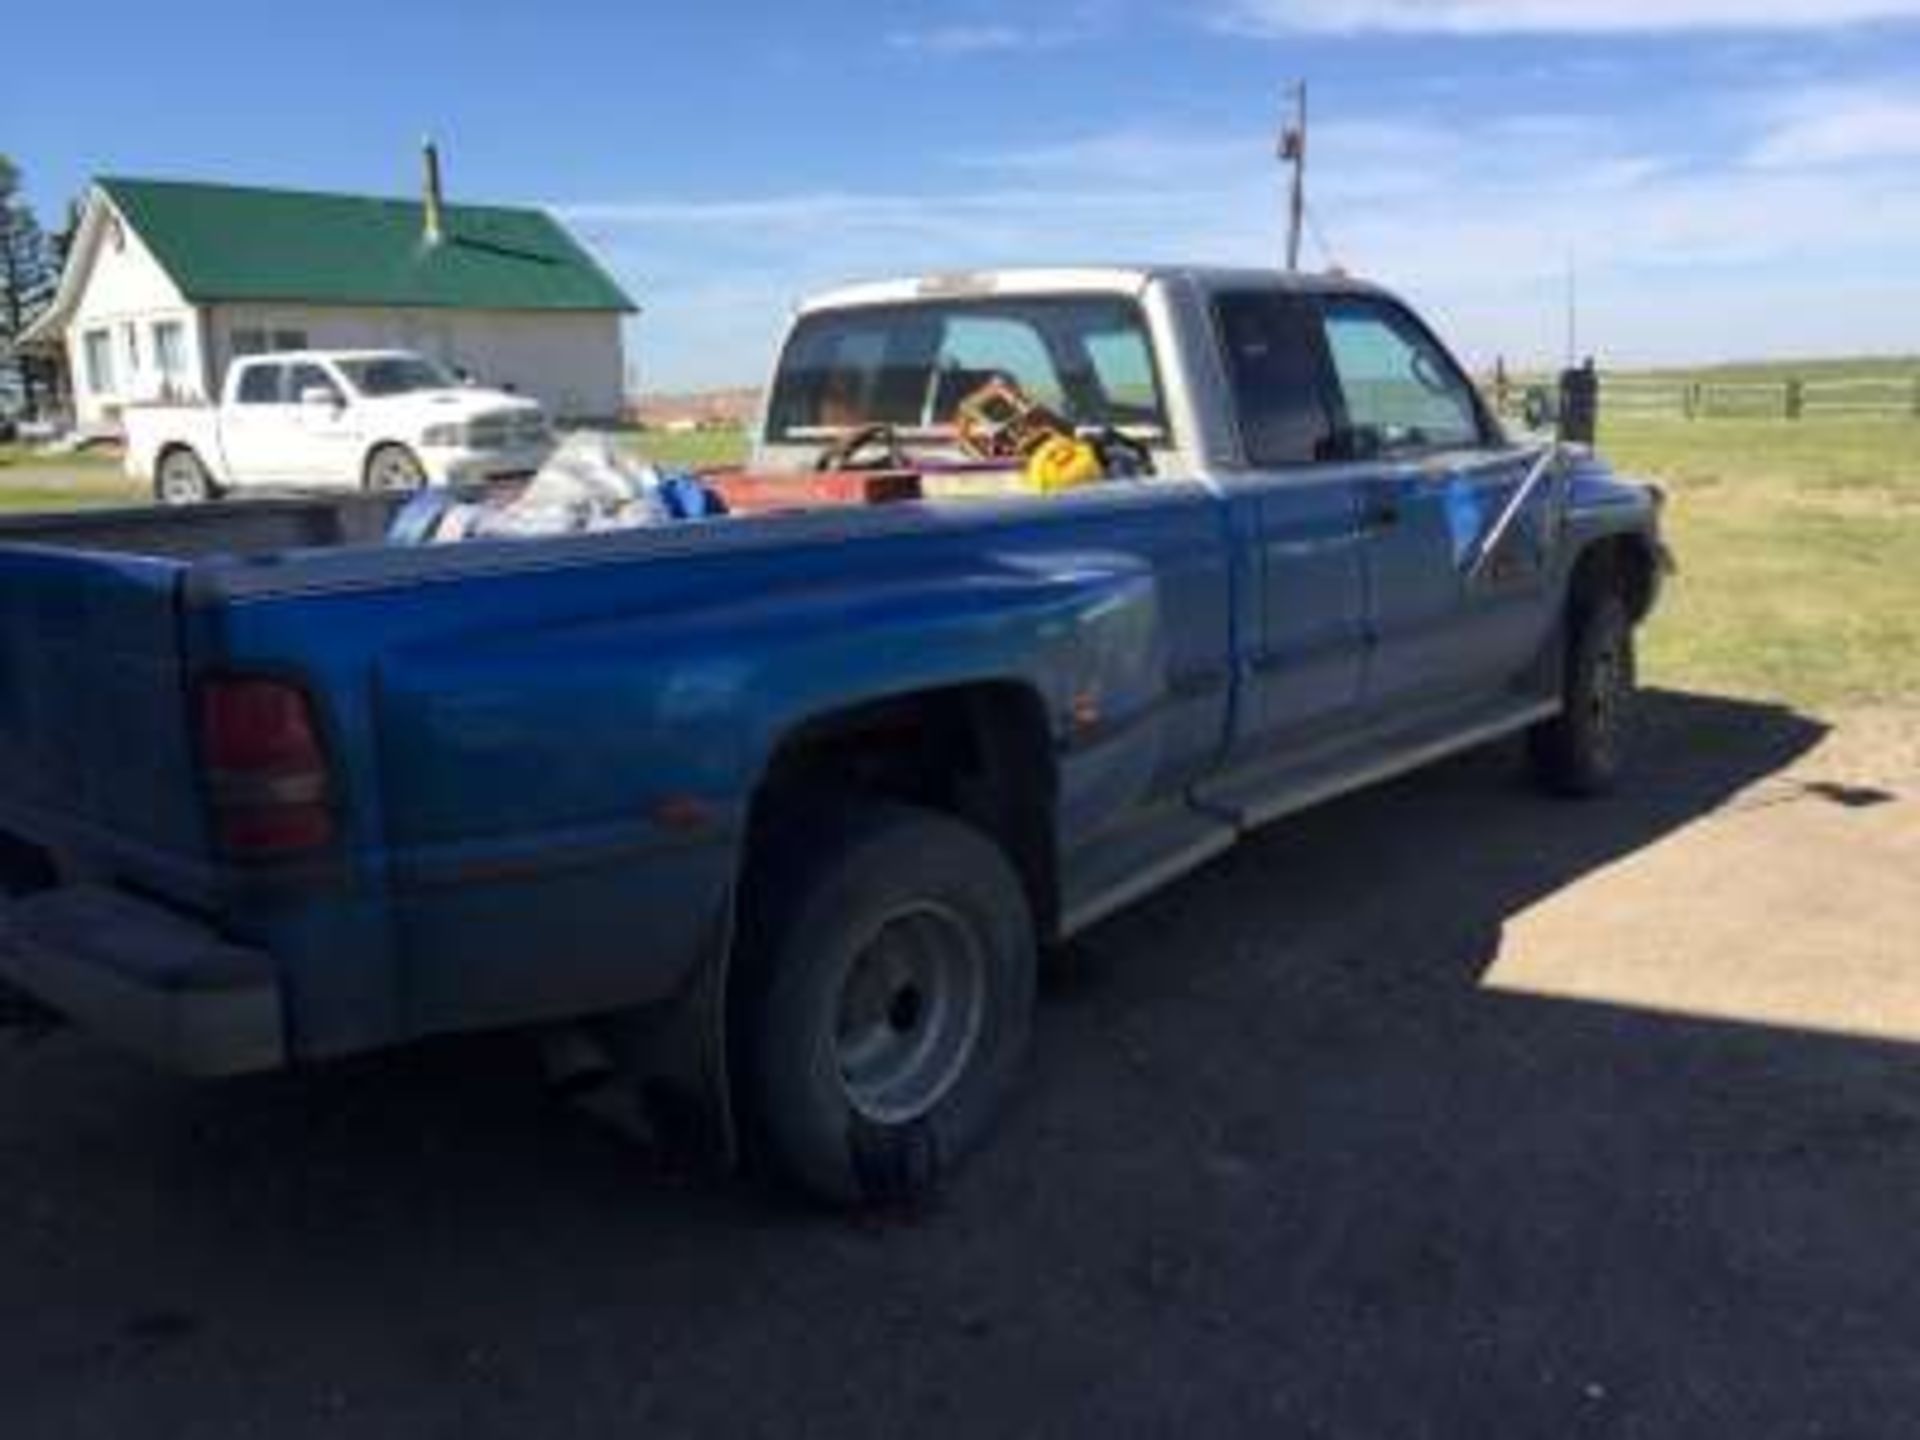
[0,495,410,901]
[0,495,402,560]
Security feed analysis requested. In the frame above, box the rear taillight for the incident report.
[199,678,335,860]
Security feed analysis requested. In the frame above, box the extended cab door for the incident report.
[1308,294,1553,714]
[1208,289,1370,750]
[220,360,296,485]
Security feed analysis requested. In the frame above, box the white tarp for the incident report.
[389,432,714,545]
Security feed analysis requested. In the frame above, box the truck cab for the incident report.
[752,266,1659,758]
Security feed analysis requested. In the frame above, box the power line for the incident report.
[1303,198,1340,273]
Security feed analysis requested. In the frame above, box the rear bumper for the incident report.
[0,886,284,1076]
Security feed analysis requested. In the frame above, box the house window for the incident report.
[231,327,307,358]
[82,329,115,395]
[122,323,140,377]
[152,321,187,383]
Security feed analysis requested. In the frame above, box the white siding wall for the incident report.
[205,304,625,419]
[62,205,202,425]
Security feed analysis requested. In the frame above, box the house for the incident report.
[21,149,637,427]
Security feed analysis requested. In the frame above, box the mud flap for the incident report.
[848,1115,942,1206]
[587,903,741,1170]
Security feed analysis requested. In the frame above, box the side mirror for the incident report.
[1556,362,1598,446]
[299,386,341,410]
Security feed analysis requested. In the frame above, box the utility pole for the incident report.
[1280,82,1308,272]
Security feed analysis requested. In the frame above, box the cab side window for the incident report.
[1317,298,1483,455]
[235,363,285,405]
[1214,291,1335,468]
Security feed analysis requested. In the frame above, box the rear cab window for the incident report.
[766,296,1171,449]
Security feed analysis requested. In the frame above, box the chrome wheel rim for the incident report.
[834,902,987,1124]
[158,454,206,505]
[370,450,425,492]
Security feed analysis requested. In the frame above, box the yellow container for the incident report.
[1025,436,1103,494]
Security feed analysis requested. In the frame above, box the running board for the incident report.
[1058,696,1558,938]
[1194,697,1560,834]
[1059,805,1237,938]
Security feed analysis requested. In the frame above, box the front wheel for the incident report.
[738,802,1037,1207]
[364,443,428,494]
[1530,589,1636,796]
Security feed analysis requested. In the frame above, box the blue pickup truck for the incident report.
[0,267,1666,1205]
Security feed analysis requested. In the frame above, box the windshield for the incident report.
[766,297,1169,445]
[337,355,455,397]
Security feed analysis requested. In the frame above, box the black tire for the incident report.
[363,443,428,493]
[1530,588,1636,797]
[154,446,215,505]
[737,801,1037,1207]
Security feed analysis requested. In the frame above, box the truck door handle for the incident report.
[1362,494,1400,532]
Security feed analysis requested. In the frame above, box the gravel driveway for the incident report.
[4,690,1917,1438]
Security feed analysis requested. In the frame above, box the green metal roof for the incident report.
[97,176,636,313]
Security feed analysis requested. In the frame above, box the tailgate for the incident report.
[0,545,207,870]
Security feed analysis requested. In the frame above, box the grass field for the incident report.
[1601,416,1918,710]
[4,420,1914,711]
[0,444,130,513]
[629,428,753,470]
[1626,356,1920,384]
[0,432,750,514]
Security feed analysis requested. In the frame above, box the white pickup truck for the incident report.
[124,350,555,504]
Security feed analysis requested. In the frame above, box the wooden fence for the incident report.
[1595,374,1920,421]
[1490,373,1920,423]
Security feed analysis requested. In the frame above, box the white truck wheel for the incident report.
[155,448,213,506]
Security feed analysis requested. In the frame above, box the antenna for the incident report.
[1279,82,1308,272]
[1564,249,1579,368]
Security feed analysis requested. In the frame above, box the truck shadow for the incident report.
[1053,683,1838,1003]
[16,687,1920,1435]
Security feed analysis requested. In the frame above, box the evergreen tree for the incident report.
[0,156,60,420]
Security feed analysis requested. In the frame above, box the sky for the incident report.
[6,0,1920,391]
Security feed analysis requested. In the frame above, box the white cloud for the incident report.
[1749,89,1920,167]
[564,180,1229,388]
[886,3,1119,56]
[886,24,1061,53]
[1217,0,1920,34]
[569,101,1920,387]
[560,185,1211,241]
[960,128,1254,179]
